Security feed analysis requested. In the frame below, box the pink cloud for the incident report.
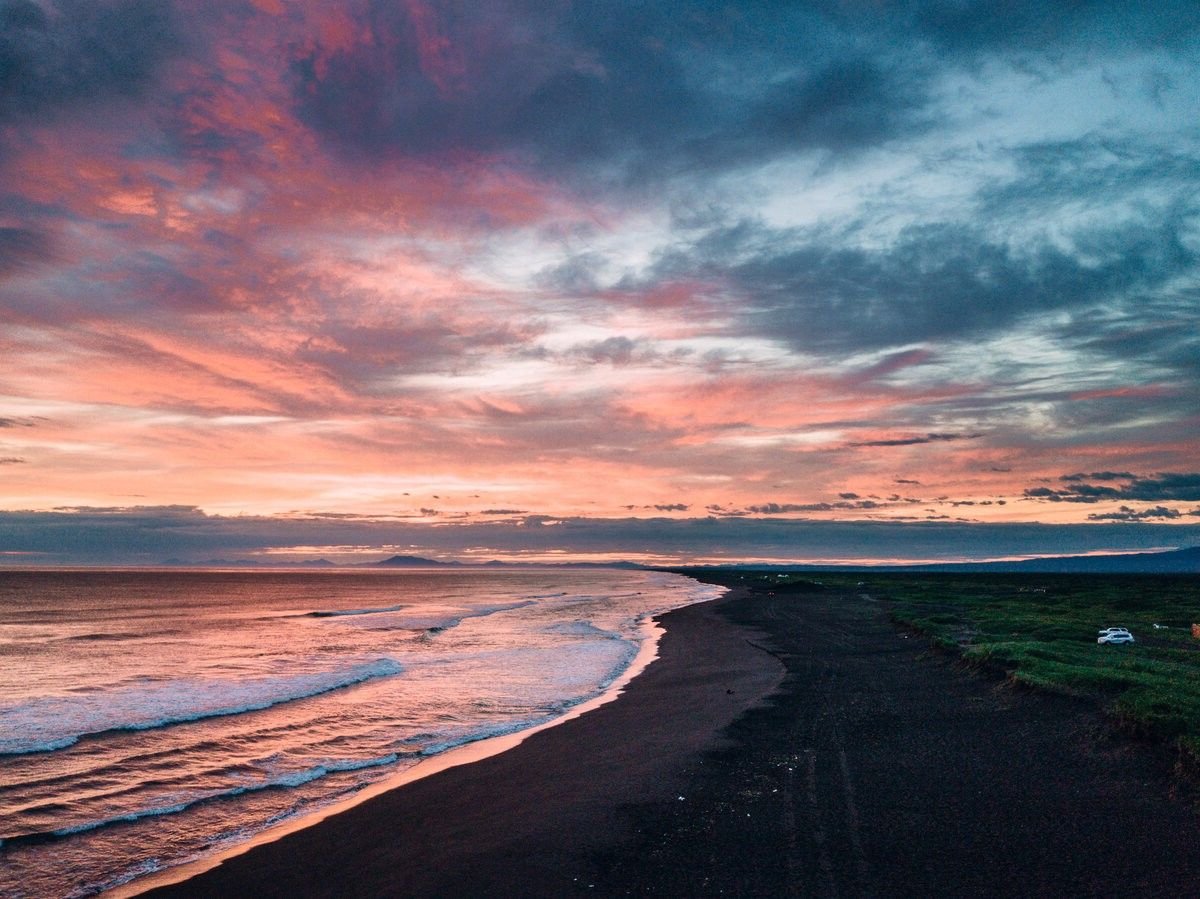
[1,0,1196,541]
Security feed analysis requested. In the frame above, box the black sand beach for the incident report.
[148,580,1200,897]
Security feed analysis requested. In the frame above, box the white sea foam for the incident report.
[5,755,403,846]
[415,718,547,756]
[0,569,724,899]
[68,857,164,899]
[543,619,623,638]
[0,659,404,756]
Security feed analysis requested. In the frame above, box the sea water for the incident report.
[0,568,720,897]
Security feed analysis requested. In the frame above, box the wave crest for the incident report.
[0,659,404,756]
[1,754,403,846]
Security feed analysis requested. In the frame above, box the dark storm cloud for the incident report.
[909,0,1200,55]
[1025,473,1200,504]
[0,456,26,464]
[0,0,179,122]
[0,226,52,277]
[525,40,1200,363]
[743,500,884,514]
[281,1,1200,187]
[848,432,981,448]
[1058,299,1200,380]
[977,142,1200,362]
[715,217,1194,352]
[1121,474,1200,502]
[979,139,1200,218]
[289,0,698,169]
[288,1,929,182]
[1088,506,1185,522]
[690,56,929,173]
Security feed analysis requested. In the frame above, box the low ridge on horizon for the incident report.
[132,546,1200,574]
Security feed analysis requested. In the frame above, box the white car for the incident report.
[1097,628,1134,645]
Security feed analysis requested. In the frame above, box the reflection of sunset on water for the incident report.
[0,568,715,896]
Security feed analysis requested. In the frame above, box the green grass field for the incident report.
[817,572,1200,763]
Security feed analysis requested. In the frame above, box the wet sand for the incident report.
[147,580,1200,897]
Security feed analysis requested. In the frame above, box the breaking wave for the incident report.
[2,754,402,848]
[0,659,404,756]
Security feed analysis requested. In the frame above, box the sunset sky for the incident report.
[2,0,1199,564]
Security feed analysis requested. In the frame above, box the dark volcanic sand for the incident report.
[148,583,1200,898]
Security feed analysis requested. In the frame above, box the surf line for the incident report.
[108,594,707,898]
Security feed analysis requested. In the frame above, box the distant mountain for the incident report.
[938,545,1200,574]
[366,555,459,568]
[361,556,645,569]
[159,548,1198,574]
[161,558,262,567]
[162,557,339,568]
[675,546,1200,574]
[159,555,646,570]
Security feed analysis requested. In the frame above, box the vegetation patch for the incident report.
[817,572,1200,761]
[672,568,1200,781]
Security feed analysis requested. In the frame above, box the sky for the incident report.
[1,0,1199,565]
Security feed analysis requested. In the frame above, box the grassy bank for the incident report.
[828,572,1200,765]
[677,569,1200,774]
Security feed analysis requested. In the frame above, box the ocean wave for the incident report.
[543,620,623,639]
[306,599,537,633]
[1,754,402,847]
[63,632,137,642]
[413,655,632,758]
[68,857,164,899]
[306,603,407,617]
[385,600,541,634]
[0,659,404,756]
[435,599,536,624]
[415,718,547,757]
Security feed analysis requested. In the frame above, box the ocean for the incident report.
[0,567,721,897]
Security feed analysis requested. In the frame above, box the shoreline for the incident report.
[125,584,783,897]
[137,575,1200,896]
[111,608,672,896]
